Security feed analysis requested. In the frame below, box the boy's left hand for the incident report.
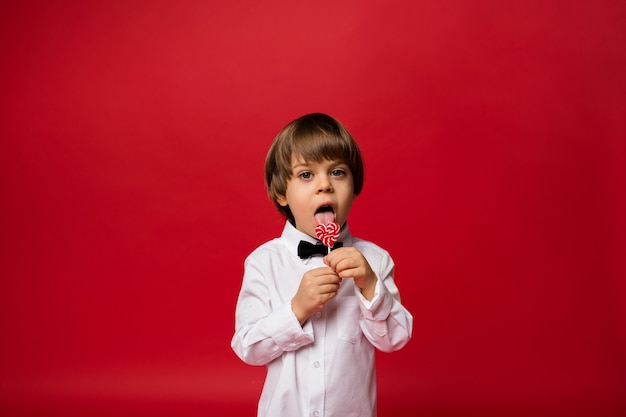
[324,248,378,300]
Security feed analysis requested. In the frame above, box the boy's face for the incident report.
[277,156,355,240]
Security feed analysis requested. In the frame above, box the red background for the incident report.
[1,1,625,416]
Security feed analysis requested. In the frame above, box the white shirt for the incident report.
[231,221,413,417]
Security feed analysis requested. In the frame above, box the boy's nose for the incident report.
[316,176,333,193]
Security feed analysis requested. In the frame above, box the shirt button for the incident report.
[315,312,322,318]
[313,411,320,417]
[313,361,320,368]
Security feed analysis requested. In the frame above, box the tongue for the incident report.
[314,211,335,225]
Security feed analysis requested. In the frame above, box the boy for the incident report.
[231,113,413,417]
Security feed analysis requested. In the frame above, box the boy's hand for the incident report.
[324,248,378,301]
[291,267,342,324]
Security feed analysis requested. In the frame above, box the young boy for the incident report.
[231,113,413,417]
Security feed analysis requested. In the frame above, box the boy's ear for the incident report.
[276,195,288,207]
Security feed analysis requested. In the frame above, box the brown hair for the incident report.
[265,113,365,220]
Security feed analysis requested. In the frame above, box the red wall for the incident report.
[1,1,625,416]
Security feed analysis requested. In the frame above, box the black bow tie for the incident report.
[297,240,343,259]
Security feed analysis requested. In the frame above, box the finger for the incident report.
[326,251,360,270]
[323,250,345,267]
[318,273,342,285]
[332,257,358,274]
[319,282,341,294]
[322,290,338,302]
[337,266,361,279]
[309,266,336,277]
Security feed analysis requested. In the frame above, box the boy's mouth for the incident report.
[314,205,336,225]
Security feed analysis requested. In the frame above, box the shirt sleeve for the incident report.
[354,248,413,352]
[231,259,314,366]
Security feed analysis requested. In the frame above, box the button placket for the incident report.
[309,304,326,417]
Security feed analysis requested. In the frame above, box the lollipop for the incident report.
[315,222,340,251]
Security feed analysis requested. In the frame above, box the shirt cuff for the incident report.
[355,278,393,320]
[356,277,381,309]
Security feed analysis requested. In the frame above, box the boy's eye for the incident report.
[297,171,312,179]
[331,169,345,177]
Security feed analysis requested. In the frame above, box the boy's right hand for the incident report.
[291,266,342,325]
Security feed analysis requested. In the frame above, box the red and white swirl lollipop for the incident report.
[315,222,340,250]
